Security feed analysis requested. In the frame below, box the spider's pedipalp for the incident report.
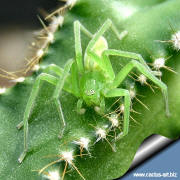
[79,108,86,115]
[94,106,101,113]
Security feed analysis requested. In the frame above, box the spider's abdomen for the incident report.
[84,36,108,71]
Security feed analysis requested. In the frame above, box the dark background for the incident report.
[0,0,61,86]
[0,0,59,26]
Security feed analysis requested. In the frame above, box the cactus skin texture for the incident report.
[0,0,180,179]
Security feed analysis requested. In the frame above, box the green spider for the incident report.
[17,19,169,163]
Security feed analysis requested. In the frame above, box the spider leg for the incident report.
[70,61,81,97]
[44,63,80,96]
[104,88,131,140]
[18,73,58,163]
[77,99,86,114]
[77,98,106,115]
[43,63,64,76]
[52,59,74,139]
[100,98,105,113]
[16,63,74,130]
[112,59,169,116]
[94,98,105,115]
[87,19,127,51]
[102,49,151,72]
[74,21,93,74]
[100,49,169,115]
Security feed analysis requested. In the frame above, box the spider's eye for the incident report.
[89,89,95,95]
[86,89,95,96]
[90,89,95,94]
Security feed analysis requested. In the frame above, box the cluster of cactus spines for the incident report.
[171,31,180,50]
[157,28,180,51]
[39,147,88,180]
[0,0,76,94]
[42,170,61,180]
[0,0,180,179]
[24,0,78,73]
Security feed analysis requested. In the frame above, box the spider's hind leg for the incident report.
[99,49,169,116]
[16,63,70,130]
[52,59,74,139]
[113,60,170,116]
[18,73,59,163]
[18,60,73,163]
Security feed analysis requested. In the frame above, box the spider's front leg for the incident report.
[74,20,93,74]
[104,88,131,140]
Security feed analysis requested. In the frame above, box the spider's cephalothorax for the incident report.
[79,36,112,108]
[17,19,169,163]
[80,71,105,106]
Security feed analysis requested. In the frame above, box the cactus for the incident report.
[0,0,180,179]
